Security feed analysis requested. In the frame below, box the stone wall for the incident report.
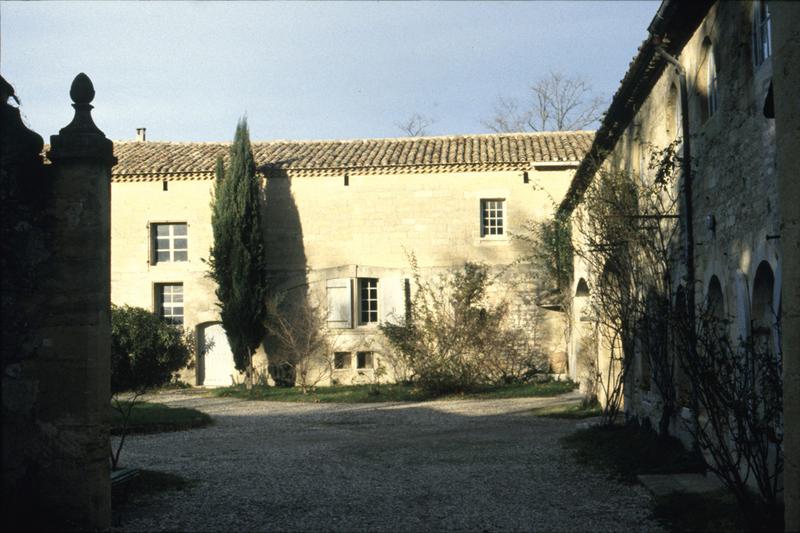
[771,2,800,529]
[2,74,113,530]
[577,3,782,441]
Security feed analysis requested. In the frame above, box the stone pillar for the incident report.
[36,73,116,529]
[770,3,800,531]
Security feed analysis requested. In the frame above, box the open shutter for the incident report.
[327,278,352,329]
[380,277,407,325]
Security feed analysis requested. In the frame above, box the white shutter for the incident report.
[327,278,353,329]
[380,277,407,325]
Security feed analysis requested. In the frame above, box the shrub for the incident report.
[110,304,192,468]
[111,305,192,395]
[381,259,545,395]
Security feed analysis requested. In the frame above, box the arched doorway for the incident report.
[198,322,237,387]
[570,278,591,384]
[751,261,776,353]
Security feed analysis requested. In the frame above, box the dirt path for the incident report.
[114,391,662,532]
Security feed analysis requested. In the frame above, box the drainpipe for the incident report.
[654,44,696,325]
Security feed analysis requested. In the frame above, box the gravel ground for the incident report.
[114,390,663,532]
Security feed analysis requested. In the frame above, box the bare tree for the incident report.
[484,71,605,132]
[396,113,434,137]
[265,293,335,394]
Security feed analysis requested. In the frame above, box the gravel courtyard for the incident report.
[115,391,663,532]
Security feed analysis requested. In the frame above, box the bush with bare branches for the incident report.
[381,259,546,394]
[265,293,335,394]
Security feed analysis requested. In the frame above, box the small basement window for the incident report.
[356,351,373,369]
[334,352,351,370]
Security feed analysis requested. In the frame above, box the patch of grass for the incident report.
[111,401,212,435]
[529,401,602,419]
[561,424,705,483]
[214,380,577,403]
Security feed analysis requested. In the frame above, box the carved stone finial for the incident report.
[48,73,116,165]
[69,73,95,105]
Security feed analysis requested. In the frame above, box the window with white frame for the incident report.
[753,0,772,67]
[152,223,188,263]
[326,277,405,329]
[481,199,505,237]
[156,283,184,326]
[359,278,378,325]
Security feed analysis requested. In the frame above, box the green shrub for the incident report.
[110,304,193,469]
[111,305,192,395]
[381,260,546,395]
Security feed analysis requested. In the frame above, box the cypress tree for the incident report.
[208,118,268,385]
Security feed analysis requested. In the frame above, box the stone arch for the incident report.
[751,261,777,353]
[575,278,590,297]
[197,321,239,387]
[697,37,718,122]
[666,82,681,138]
[569,277,592,382]
[706,275,725,320]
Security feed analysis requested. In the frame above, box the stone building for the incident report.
[559,0,798,524]
[110,131,591,386]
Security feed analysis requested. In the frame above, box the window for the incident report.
[707,46,718,117]
[698,40,718,122]
[356,351,374,369]
[327,277,406,329]
[481,199,505,237]
[156,283,184,326]
[667,83,682,139]
[359,278,378,325]
[334,352,352,370]
[152,223,188,263]
[753,1,772,67]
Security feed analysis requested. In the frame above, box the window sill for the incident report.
[478,236,510,245]
[150,261,190,267]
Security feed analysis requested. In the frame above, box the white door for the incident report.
[201,323,237,387]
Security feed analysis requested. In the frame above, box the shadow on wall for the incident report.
[260,172,309,385]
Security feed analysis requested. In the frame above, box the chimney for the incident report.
[136,127,146,142]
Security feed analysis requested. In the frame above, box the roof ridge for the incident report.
[112,130,595,145]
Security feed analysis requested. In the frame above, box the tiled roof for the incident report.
[110,131,594,181]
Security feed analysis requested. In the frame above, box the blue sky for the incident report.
[2,1,657,142]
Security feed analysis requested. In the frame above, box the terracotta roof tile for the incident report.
[110,131,594,180]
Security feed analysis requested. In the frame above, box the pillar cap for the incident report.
[48,73,116,165]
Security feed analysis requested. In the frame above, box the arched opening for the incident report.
[697,38,718,123]
[570,277,592,383]
[640,289,669,392]
[198,321,238,387]
[751,261,775,352]
[706,275,725,320]
[667,83,682,139]
[575,278,590,297]
[672,285,692,407]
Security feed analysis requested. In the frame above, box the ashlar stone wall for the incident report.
[582,1,781,440]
